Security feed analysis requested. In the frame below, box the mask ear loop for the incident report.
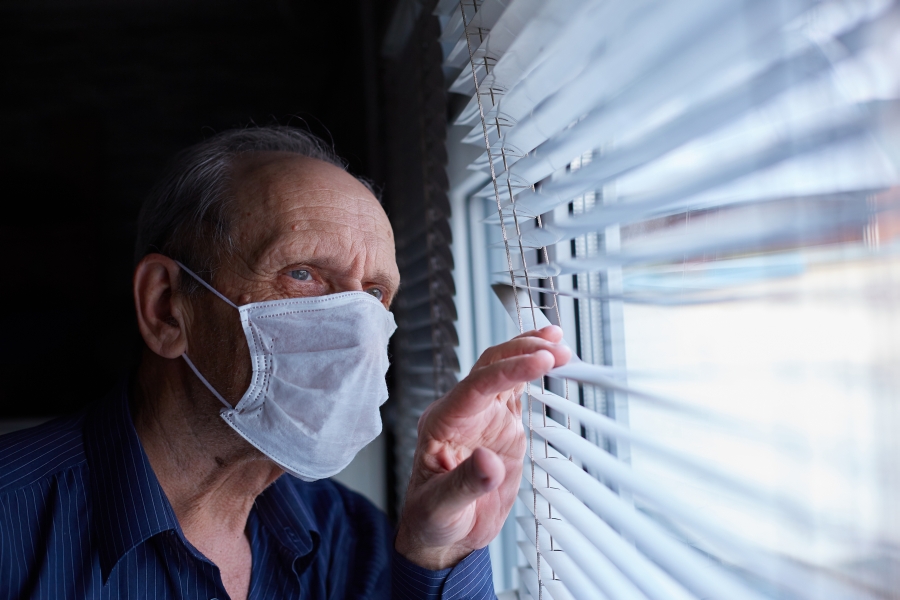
[173,260,239,410]
[182,354,234,410]
[174,260,239,309]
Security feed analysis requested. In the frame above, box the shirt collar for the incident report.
[254,475,319,566]
[83,380,181,581]
[83,379,319,580]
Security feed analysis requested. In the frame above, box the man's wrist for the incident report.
[392,546,496,600]
[394,522,472,571]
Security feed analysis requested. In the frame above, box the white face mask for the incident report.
[174,261,397,482]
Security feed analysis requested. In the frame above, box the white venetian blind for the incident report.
[438,0,900,598]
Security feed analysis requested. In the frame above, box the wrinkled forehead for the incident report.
[228,152,397,269]
[234,152,371,202]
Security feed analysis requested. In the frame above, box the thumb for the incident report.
[430,448,506,520]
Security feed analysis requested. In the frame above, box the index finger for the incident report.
[474,325,565,369]
[519,325,564,343]
[446,349,559,416]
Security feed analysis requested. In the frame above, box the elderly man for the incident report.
[0,127,569,599]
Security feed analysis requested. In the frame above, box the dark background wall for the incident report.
[0,0,386,418]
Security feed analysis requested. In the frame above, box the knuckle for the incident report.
[460,461,484,495]
[417,405,434,434]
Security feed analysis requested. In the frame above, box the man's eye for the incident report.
[366,288,384,301]
[289,270,311,281]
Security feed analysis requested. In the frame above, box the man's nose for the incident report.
[330,278,365,294]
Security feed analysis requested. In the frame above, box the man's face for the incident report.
[183,151,400,404]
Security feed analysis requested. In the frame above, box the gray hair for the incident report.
[135,126,372,294]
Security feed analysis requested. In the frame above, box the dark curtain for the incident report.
[379,1,460,521]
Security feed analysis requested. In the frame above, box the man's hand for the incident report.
[394,325,571,570]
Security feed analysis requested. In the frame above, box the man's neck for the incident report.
[132,353,282,559]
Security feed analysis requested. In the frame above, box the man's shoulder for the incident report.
[0,413,88,496]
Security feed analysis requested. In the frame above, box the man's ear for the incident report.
[134,254,190,359]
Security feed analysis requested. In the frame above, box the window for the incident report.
[443,0,900,597]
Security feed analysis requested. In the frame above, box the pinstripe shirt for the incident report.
[0,382,495,599]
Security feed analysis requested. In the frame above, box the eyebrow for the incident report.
[369,269,401,292]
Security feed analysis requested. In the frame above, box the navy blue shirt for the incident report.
[0,383,495,599]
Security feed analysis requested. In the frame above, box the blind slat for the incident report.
[522,190,882,270]
[517,491,651,600]
[456,0,638,127]
[440,0,509,68]
[444,0,900,596]
[461,0,819,160]
[447,0,584,97]
[498,100,893,222]
[518,487,690,600]
[531,453,767,600]
[529,390,815,516]
[518,566,577,600]
[493,282,756,416]
[495,282,846,439]
[532,426,867,599]
[505,203,880,273]
[529,408,834,531]
[515,534,609,600]
[479,25,884,203]
[520,473,696,600]
[473,11,873,191]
